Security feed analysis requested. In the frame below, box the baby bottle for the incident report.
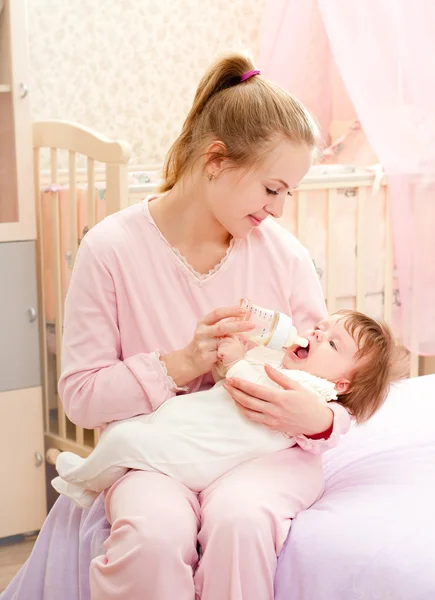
[240,298,309,351]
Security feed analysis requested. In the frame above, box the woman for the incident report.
[2,53,347,600]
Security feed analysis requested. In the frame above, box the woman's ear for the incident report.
[334,379,350,394]
[204,141,228,178]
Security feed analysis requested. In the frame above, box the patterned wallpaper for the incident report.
[28,0,265,165]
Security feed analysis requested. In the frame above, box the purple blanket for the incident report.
[2,496,109,600]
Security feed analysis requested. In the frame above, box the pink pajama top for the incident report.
[59,198,350,451]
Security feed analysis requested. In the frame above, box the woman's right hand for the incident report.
[161,306,256,388]
[184,306,256,376]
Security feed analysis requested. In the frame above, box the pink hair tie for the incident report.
[240,69,261,82]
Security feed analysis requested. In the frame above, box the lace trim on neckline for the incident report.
[143,196,237,281]
[169,238,236,281]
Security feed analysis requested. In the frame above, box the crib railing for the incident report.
[293,173,390,316]
[33,120,131,458]
[290,172,421,374]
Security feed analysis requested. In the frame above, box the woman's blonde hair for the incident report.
[160,52,320,193]
[335,310,407,423]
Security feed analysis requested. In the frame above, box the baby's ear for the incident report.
[335,379,350,394]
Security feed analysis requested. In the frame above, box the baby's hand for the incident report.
[217,336,247,368]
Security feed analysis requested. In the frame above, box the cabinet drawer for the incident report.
[0,387,46,538]
[0,241,41,391]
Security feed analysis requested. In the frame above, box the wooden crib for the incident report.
[33,120,427,463]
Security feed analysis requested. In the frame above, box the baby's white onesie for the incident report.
[52,359,337,508]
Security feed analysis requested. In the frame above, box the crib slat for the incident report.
[296,191,308,245]
[68,151,79,265]
[67,157,78,437]
[326,189,337,313]
[409,353,420,378]
[50,148,67,440]
[106,163,129,216]
[87,157,96,228]
[76,426,84,446]
[356,187,366,312]
[68,151,82,445]
[50,148,58,186]
[34,148,50,433]
[383,190,394,325]
[93,429,100,446]
[409,179,421,373]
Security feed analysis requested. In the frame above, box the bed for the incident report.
[276,373,435,599]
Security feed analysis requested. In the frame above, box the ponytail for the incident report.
[160,52,319,193]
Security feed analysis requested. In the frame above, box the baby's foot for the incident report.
[51,476,99,509]
[56,451,86,481]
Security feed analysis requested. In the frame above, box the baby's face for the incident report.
[282,315,359,392]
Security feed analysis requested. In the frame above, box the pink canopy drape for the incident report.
[259,0,435,355]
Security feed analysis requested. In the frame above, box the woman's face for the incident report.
[206,139,313,239]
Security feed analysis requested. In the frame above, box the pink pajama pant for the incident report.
[90,447,324,600]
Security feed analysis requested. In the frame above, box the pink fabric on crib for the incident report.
[259,0,334,144]
[318,0,435,355]
[258,2,378,164]
[322,121,379,165]
[41,186,106,324]
[259,0,435,354]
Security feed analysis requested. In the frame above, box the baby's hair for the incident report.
[160,52,320,193]
[334,310,406,423]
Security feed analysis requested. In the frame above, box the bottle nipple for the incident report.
[284,327,309,349]
[294,335,309,348]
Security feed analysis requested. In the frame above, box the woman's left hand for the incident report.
[223,364,334,437]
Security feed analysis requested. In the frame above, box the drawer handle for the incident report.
[34,451,43,467]
[19,82,30,98]
[28,307,38,323]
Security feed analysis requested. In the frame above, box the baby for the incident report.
[52,309,397,508]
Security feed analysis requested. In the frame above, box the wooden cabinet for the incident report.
[0,388,45,538]
[0,241,41,392]
[0,0,46,538]
[0,0,35,243]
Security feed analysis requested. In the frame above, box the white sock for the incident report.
[51,476,99,509]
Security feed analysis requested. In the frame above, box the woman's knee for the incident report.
[106,471,200,559]
[90,514,199,598]
[201,492,272,543]
[110,513,197,560]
